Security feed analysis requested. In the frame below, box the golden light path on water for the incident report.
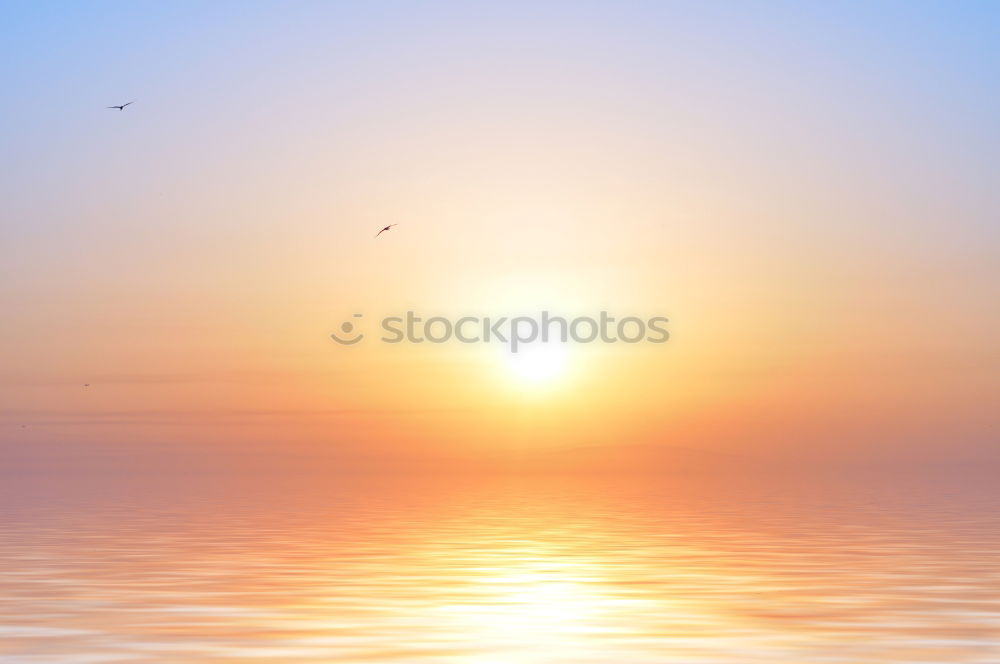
[2,474,1000,663]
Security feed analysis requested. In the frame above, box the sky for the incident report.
[1,1,998,474]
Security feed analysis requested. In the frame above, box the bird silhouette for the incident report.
[375,224,397,238]
[107,101,134,111]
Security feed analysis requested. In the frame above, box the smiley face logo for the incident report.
[330,313,364,345]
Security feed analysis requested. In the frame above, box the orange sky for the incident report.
[1,2,997,473]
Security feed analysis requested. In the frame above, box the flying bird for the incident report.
[107,101,135,111]
[375,224,397,238]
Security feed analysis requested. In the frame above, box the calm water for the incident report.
[2,474,999,663]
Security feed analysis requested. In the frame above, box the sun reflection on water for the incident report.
[1,476,1000,663]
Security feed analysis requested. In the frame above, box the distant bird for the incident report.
[375,224,397,238]
[107,101,134,111]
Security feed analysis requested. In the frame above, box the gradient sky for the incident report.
[1,1,998,473]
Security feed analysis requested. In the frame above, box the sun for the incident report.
[502,341,571,386]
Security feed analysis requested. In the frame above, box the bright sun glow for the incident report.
[503,342,570,386]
